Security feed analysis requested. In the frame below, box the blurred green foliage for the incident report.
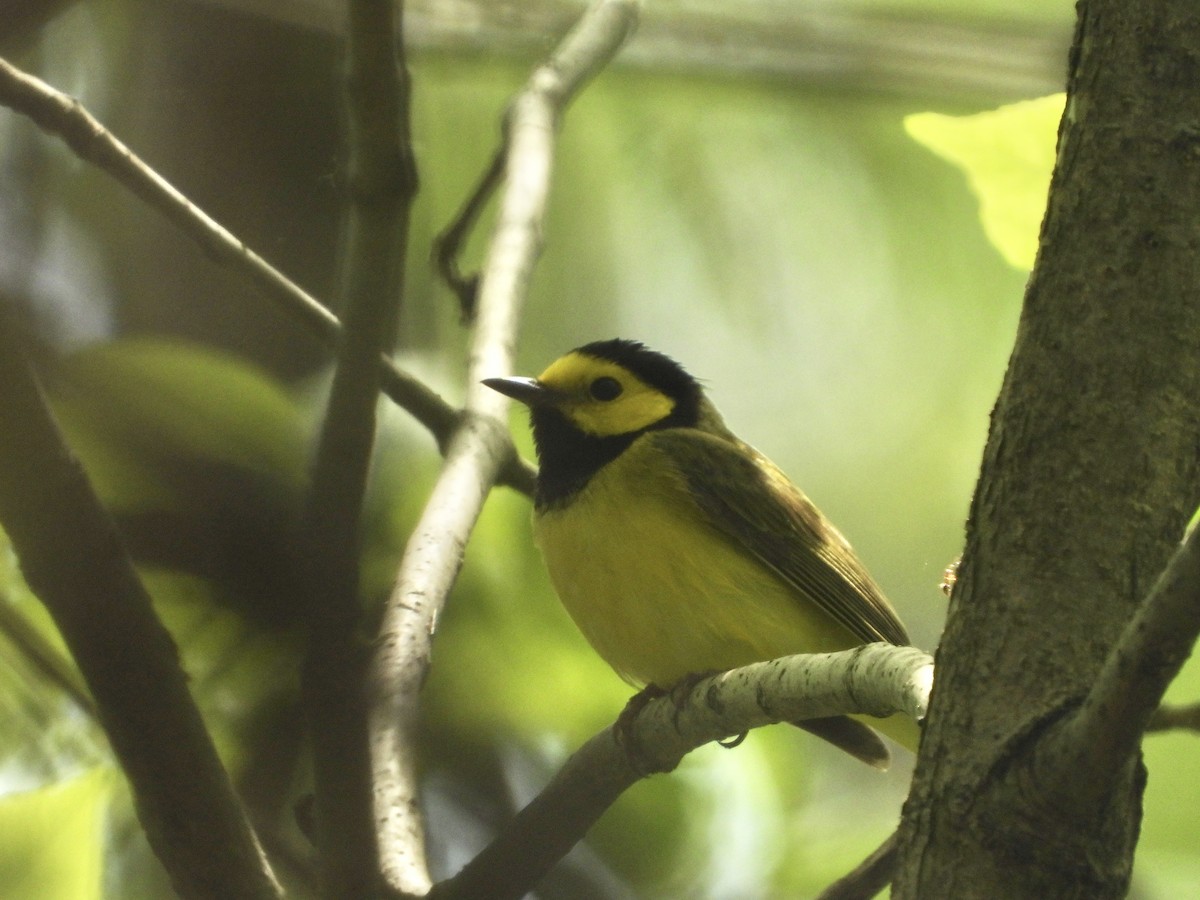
[2,1,1196,898]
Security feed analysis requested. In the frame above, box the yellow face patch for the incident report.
[537,351,675,437]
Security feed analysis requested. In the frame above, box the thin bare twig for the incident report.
[816,831,899,900]
[434,645,931,900]
[299,0,417,895]
[1146,701,1200,733]
[0,312,281,900]
[0,53,535,494]
[430,0,642,319]
[433,146,504,320]
[0,56,337,337]
[367,2,642,894]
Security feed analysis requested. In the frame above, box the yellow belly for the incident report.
[533,448,859,688]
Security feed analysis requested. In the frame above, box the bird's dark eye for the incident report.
[589,376,623,401]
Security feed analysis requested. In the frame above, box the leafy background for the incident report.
[1,0,1195,896]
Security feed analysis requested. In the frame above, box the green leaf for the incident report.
[0,768,112,900]
[51,338,310,512]
[905,94,1064,270]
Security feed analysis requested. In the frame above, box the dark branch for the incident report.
[299,0,418,894]
[433,146,503,321]
[1146,701,1200,733]
[0,311,281,899]
[1045,525,1200,798]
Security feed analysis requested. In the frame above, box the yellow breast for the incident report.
[532,439,859,688]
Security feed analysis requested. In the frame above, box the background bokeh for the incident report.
[1,1,1194,897]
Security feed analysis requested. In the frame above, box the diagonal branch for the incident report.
[0,53,535,495]
[0,310,281,899]
[434,645,932,900]
[367,2,642,894]
[0,56,337,340]
[1037,522,1200,808]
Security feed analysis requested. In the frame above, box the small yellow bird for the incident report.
[485,339,916,765]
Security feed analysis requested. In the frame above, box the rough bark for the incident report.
[895,2,1200,897]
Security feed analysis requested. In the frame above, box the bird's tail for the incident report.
[795,711,920,769]
[858,710,922,755]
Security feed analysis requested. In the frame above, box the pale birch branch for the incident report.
[367,2,642,894]
[435,645,932,900]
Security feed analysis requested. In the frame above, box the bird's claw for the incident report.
[615,672,748,773]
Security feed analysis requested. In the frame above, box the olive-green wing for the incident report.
[647,429,909,646]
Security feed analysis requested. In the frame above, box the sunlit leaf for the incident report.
[0,768,112,900]
[905,94,1064,270]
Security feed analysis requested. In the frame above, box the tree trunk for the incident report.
[895,1,1200,896]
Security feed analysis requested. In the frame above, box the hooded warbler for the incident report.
[484,339,917,764]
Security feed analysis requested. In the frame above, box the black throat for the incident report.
[530,407,638,509]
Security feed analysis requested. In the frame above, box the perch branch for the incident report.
[0,312,281,899]
[367,2,642,894]
[299,0,417,894]
[0,53,535,494]
[434,645,932,900]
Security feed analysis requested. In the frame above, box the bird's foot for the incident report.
[614,684,670,776]
[667,670,748,748]
[616,673,748,774]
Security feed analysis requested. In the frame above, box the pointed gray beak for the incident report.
[482,376,561,407]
